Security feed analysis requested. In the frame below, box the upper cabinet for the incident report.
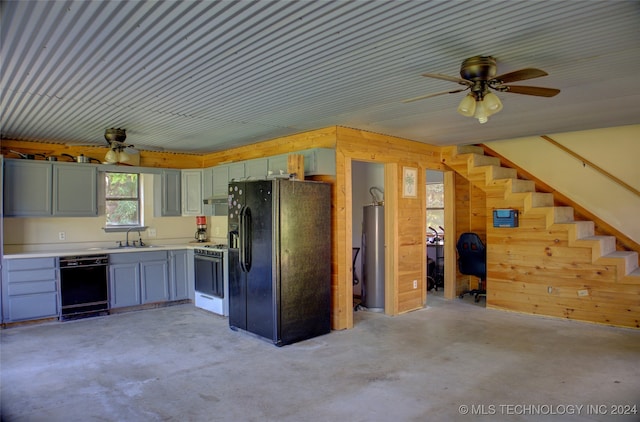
[4,160,97,217]
[244,158,267,179]
[154,169,182,217]
[212,165,229,197]
[301,148,336,176]
[53,164,98,216]
[181,170,202,216]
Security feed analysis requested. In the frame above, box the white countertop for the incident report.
[3,242,222,259]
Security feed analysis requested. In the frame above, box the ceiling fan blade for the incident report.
[422,73,473,86]
[500,85,560,97]
[493,68,548,83]
[402,87,469,103]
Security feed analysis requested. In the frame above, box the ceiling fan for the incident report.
[403,56,560,123]
[104,127,137,164]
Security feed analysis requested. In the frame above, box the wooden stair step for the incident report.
[524,191,554,209]
[456,145,484,155]
[471,154,501,167]
[598,250,639,275]
[529,206,575,226]
[575,235,617,259]
[628,267,640,277]
[488,165,518,181]
[563,220,595,239]
[620,266,640,284]
[553,207,575,223]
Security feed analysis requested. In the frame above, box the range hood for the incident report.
[203,196,228,205]
[203,196,228,216]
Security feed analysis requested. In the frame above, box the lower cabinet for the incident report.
[109,251,169,308]
[169,249,191,301]
[1,257,59,322]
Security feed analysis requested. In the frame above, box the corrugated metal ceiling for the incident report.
[1,0,639,153]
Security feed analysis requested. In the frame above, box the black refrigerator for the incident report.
[227,178,331,346]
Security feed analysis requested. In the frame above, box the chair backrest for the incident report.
[456,232,486,280]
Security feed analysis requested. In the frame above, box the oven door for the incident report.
[195,254,224,298]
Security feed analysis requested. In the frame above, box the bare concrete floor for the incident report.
[1,295,639,422]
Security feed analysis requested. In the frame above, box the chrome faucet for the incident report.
[125,227,144,247]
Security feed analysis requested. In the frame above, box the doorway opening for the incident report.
[426,170,445,300]
[351,161,385,316]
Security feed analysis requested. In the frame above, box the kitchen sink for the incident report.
[97,245,164,250]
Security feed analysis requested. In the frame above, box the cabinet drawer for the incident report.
[8,293,58,321]
[8,280,58,295]
[6,268,57,283]
[109,251,167,264]
[6,258,56,271]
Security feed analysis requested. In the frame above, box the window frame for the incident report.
[104,172,143,232]
[426,182,445,237]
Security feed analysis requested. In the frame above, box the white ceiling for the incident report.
[2,0,639,154]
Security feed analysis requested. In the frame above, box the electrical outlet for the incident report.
[58,232,66,241]
[148,228,157,238]
[577,289,589,297]
[413,279,418,289]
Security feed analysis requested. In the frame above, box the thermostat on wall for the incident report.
[493,209,519,228]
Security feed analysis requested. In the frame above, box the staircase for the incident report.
[444,145,640,328]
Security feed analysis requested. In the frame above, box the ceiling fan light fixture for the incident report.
[118,149,131,163]
[457,94,476,117]
[483,92,503,115]
[474,100,489,124]
[104,148,118,163]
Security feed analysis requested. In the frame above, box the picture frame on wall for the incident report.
[402,166,418,198]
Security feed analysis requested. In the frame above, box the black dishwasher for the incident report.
[59,255,109,319]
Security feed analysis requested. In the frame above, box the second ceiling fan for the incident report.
[403,56,560,123]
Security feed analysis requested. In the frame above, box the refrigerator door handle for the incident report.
[239,206,252,272]
[243,206,252,272]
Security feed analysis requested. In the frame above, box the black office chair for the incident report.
[456,232,486,302]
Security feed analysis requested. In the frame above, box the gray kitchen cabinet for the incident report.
[268,155,288,176]
[154,169,182,216]
[109,251,169,308]
[244,158,267,179]
[109,262,140,308]
[201,168,213,215]
[53,163,98,216]
[301,148,336,176]
[181,169,202,216]
[141,259,169,303]
[228,162,245,181]
[4,160,53,216]
[212,165,229,197]
[3,160,97,217]
[1,257,59,322]
[169,249,190,301]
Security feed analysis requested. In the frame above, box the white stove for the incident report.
[194,245,229,316]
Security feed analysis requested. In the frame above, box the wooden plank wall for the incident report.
[202,127,337,167]
[485,188,640,328]
[334,127,443,329]
[453,174,487,295]
[1,140,202,169]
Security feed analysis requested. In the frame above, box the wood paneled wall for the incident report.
[453,174,487,295]
[1,140,202,169]
[201,127,337,167]
[333,127,443,329]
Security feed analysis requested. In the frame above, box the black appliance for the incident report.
[59,255,109,319]
[228,179,331,346]
[194,248,224,298]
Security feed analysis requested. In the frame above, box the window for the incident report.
[426,182,444,237]
[105,173,141,227]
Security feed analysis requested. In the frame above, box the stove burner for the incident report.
[205,244,227,249]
